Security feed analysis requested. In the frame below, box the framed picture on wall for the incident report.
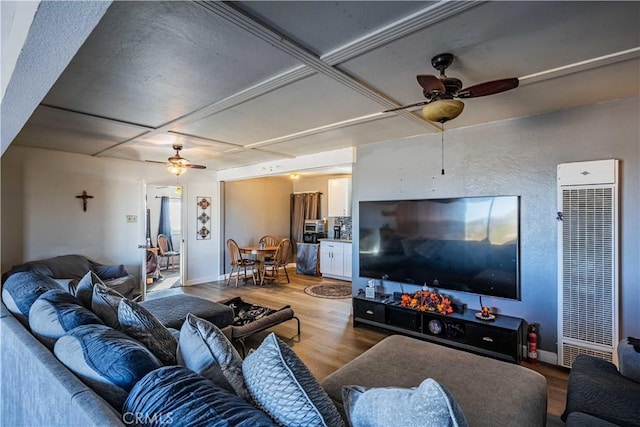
[196,196,211,240]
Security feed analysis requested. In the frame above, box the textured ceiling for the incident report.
[11,1,640,174]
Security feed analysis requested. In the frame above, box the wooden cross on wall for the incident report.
[76,190,94,212]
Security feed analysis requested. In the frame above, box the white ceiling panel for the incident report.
[199,148,287,170]
[234,1,434,56]
[42,1,301,128]
[174,73,388,145]
[12,107,143,155]
[264,115,432,156]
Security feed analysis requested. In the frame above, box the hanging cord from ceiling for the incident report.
[441,122,445,175]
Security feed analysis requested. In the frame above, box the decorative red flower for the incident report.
[400,290,453,315]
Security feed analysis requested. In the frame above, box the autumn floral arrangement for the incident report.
[400,289,453,315]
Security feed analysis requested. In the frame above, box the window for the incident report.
[170,199,181,234]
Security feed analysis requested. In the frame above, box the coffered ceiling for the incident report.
[10,1,640,173]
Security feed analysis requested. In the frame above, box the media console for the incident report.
[353,294,524,363]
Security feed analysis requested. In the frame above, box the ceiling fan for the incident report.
[146,145,206,176]
[385,53,519,123]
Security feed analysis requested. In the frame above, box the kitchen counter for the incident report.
[319,238,352,243]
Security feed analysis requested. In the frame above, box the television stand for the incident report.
[352,294,524,363]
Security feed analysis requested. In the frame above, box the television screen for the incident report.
[359,196,520,300]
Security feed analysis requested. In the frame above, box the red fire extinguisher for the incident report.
[527,324,538,364]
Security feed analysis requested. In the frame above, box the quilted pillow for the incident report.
[177,313,249,399]
[29,289,103,349]
[242,333,344,427]
[54,324,162,409]
[76,271,105,308]
[118,298,178,366]
[1,271,63,325]
[123,366,276,427]
[91,282,123,329]
[342,378,468,427]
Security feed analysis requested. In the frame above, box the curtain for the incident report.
[290,192,321,248]
[158,196,174,248]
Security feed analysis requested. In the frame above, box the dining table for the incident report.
[238,245,277,284]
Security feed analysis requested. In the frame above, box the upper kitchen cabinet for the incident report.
[328,177,352,217]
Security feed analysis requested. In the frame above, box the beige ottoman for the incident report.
[321,335,547,427]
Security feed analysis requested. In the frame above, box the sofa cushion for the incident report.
[243,332,344,427]
[619,337,640,383]
[28,289,103,349]
[91,283,123,329]
[123,366,276,427]
[54,324,162,409]
[342,378,468,427]
[76,271,105,308]
[177,313,249,399]
[1,271,63,325]
[118,298,178,366]
[93,263,128,280]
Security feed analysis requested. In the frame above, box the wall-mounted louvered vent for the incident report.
[557,160,618,369]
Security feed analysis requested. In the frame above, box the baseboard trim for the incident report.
[522,345,558,365]
[184,276,218,286]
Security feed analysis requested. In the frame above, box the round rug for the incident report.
[304,282,352,299]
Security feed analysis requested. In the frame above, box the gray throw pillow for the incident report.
[177,313,249,399]
[242,333,344,427]
[124,366,277,427]
[342,378,468,427]
[54,324,162,410]
[118,298,178,366]
[29,289,103,349]
[1,271,63,325]
[91,283,123,329]
[76,271,105,308]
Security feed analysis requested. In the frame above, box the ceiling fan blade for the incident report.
[416,74,445,94]
[145,160,170,165]
[187,164,206,169]
[457,78,519,98]
[383,100,429,113]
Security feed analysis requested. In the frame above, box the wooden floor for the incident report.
[149,267,569,419]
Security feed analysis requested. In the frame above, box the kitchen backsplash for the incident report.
[333,216,352,240]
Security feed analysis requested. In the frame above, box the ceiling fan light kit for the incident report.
[422,99,464,123]
[145,144,206,176]
[167,164,188,176]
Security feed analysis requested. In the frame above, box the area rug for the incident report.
[304,282,352,299]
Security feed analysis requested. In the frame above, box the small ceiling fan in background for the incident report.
[385,53,519,123]
[146,144,206,176]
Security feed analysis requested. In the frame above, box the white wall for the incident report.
[184,181,219,285]
[1,146,219,286]
[352,97,640,354]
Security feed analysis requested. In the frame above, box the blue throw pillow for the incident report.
[1,271,63,325]
[29,289,103,349]
[76,271,105,308]
[91,282,123,329]
[123,366,276,427]
[177,313,249,399]
[54,324,162,410]
[242,333,344,427]
[342,378,468,427]
[118,298,178,366]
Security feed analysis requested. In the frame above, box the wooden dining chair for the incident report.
[226,239,257,287]
[261,238,292,285]
[258,235,279,261]
[157,234,180,271]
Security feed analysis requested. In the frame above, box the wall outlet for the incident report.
[126,215,137,223]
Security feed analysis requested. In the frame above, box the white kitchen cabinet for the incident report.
[328,178,352,217]
[320,240,352,280]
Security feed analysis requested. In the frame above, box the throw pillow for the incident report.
[242,333,344,427]
[28,289,103,349]
[1,271,63,325]
[54,324,162,409]
[94,263,128,280]
[76,271,105,308]
[177,313,249,399]
[123,366,276,427]
[91,282,123,329]
[342,378,468,427]
[118,298,178,366]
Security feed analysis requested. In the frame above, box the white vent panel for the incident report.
[557,160,618,369]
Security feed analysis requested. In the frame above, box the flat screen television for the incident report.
[359,196,520,300]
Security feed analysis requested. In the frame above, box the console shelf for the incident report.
[353,295,523,363]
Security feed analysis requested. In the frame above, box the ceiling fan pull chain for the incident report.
[441,123,445,175]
